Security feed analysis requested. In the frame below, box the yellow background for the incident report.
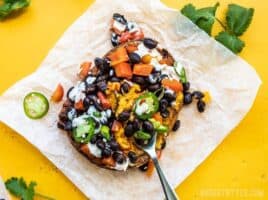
[0,0,267,199]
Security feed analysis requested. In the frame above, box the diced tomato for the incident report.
[74,100,84,110]
[111,120,122,132]
[153,112,163,124]
[51,84,64,103]
[132,29,144,40]
[79,62,92,80]
[114,62,133,79]
[133,64,153,76]
[97,91,111,109]
[107,46,129,66]
[102,157,116,167]
[119,31,132,43]
[146,159,155,177]
[126,43,138,53]
[161,78,183,92]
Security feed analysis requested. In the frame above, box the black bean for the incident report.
[128,151,138,163]
[139,162,149,171]
[154,87,164,97]
[183,82,190,92]
[59,112,68,122]
[113,152,125,164]
[197,100,206,113]
[67,86,74,102]
[102,148,112,158]
[96,133,103,140]
[143,38,158,49]
[90,134,98,144]
[161,109,170,118]
[132,76,146,85]
[110,77,121,82]
[132,119,141,131]
[124,124,135,137]
[160,99,168,112]
[120,82,130,94]
[142,121,154,134]
[172,120,181,131]
[164,92,176,101]
[96,140,106,150]
[148,83,160,92]
[57,121,65,130]
[147,73,160,84]
[109,140,119,151]
[129,53,141,64]
[88,96,103,111]
[140,83,149,91]
[94,57,109,74]
[192,91,204,100]
[183,92,193,105]
[94,120,100,129]
[86,84,96,94]
[113,13,127,25]
[64,121,73,131]
[118,111,130,122]
[159,74,169,81]
[111,33,120,47]
[83,97,91,109]
[96,74,108,83]
[97,81,107,92]
[94,57,103,68]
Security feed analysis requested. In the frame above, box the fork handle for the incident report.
[152,158,179,200]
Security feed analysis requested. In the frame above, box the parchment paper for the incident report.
[0,0,261,199]
[0,177,9,200]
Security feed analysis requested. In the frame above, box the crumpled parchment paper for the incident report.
[0,0,261,199]
[0,177,9,200]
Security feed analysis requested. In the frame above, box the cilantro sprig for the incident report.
[5,177,54,200]
[0,0,30,20]
[174,62,187,84]
[181,3,254,54]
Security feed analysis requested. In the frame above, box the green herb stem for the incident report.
[215,17,227,31]
[35,192,55,200]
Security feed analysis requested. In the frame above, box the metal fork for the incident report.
[136,133,179,200]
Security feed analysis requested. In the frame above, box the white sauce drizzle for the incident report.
[114,159,129,171]
[72,114,89,128]
[113,20,126,32]
[87,143,102,158]
[127,21,140,33]
[69,82,86,103]
[135,102,149,115]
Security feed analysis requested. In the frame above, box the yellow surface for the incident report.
[0,0,267,199]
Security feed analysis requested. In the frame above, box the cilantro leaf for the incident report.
[181,3,219,35]
[0,0,30,20]
[181,4,196,21]
[174,62,187,84]
[226,4,254,36]
[5,177,36,200]
[194,3,219,35]
[215,31,245,54]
